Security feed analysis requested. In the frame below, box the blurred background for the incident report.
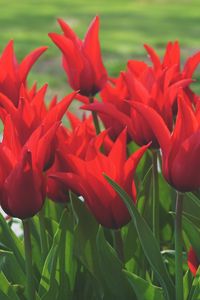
[1,0,200,99]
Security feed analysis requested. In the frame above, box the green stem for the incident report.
[175,192,184,300]
[89,96,101,135]
[152,150,159,244]
[59,211,67,288]
[38,209,48,262]
[22,219,35,300]
[113,230,124,262]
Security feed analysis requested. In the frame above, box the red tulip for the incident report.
[188,247,199,276]
[133,92,200,192]
[1,149,46,219]
[47,114,113,203]
[98,74,132,140]
[0,86,76,146]
[83,49,191,147]
[0,40,47,106]
[51,129,149,228]
[144,41,200,106]
[49,16,107,96]
[0,112,61,218]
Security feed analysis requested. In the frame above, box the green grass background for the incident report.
[1,0,200,98]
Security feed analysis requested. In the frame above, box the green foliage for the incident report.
[104,174,175,300]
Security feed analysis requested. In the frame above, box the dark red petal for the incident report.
[2,150,45,219]
[188,247,199,276]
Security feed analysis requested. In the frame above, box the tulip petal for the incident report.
[44,91,76,130]
[132,102,170,156]
[169,130,200,191]
[171,95,198,148]
[19,46,48,82]
[83,16,107,81]
[163,41,180,69]
[2,150,45,219]
[108,128,127,171]
[188,247,199,276]
[48,33,83,89]
[183,51,200,78]
[82,102,134,135]
[57,19,81,45]
[144,44,161,71]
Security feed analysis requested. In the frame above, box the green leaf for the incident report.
[0,214,25,272]
[182,215,200,261]
[0,249,25,285]
[188,267,200,300]
[184,193,200,223]
[183,270,193,300]
[72,195,100,277]
[96,227,134,300]
[123,270,165,300]
[72,195,103,298]
[104,174,175,300]
[38,209,68,299]
[29,217,43,274]
[0,272,20,300]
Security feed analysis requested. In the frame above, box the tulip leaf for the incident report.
[0,214,25,272]
[38,209,69,299]
[104,174,175,300]
[123,270,165,300]
[0,249,25,285]
[184,193,200,223]
[0,272,20,300]
[72,195,101,277]
[57,206,77,300]
[29,217,43,274]
[182,215,200,261]
[183,270,193,300]
[188,267,200,300]
[96,227,134,300]
[186,192,200,209]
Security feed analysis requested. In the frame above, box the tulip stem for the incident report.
[152,150,160,244]
[175,192,184,300]
[89,96,101,134]
[23,219,35,300]
[38,210,48,262]
[113,230,124,262]
[59,208,67,288]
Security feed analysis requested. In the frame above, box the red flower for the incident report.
[0,113,61,218]
[49,16,107,96]
[51,129,149,228]
[0,41,47,106]
[47,114,113,203]
[188,247,200,276]
[83,67,189,147]
[133,92,200,192]
[98,74,132,140]
[0,85,76,146]
[1,149,46,219]
[144,41,200,107]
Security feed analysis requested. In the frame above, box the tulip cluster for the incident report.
[0,15,200,300]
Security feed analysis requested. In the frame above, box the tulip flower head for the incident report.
[51,129,149,228]
[133,92,200,192]
[47,113,113,203]
[49,16,108,96]
[0,41,47,106]
[0,108,69,218]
